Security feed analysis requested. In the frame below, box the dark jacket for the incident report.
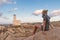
[42,14,50,31]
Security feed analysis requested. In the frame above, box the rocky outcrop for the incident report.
[0,24,60,40]
[24,27,60,40]
[0,25,35,40]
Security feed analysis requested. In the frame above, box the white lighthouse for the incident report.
[13,14,21,26]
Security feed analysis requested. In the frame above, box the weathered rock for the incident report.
[0,26,5,31]
[24,27,60,40]
[0,32,9,40]
[0,25,60,40]
[7,28,16,34]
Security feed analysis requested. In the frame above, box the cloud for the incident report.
[0,12,9,20]
[33,9,60,17]
[0,0,16,5]
[13,1,16,4]
[50,9,60,17]
[0,12,3,17]
[2,17,9,19]
[0,17,11,24]
[33,9,43,15]
[52,9,60,15]
[8,8,18,12]
[21,16,43,23]
[13,8,18,11]
[0,16,9,20]
[50,16,60,22]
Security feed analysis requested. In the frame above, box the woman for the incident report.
[42,10,50,31]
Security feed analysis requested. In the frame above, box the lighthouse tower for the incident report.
[13,14,21,26]
[14,14,16,21]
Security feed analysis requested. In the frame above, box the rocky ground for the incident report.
[24,27,60,40]
[0,22,60,40]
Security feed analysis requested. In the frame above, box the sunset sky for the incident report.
[0,0,60,24]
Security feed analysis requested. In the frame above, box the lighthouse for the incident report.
[13,14,21,26]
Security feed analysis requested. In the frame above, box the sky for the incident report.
[0,0,60,24]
